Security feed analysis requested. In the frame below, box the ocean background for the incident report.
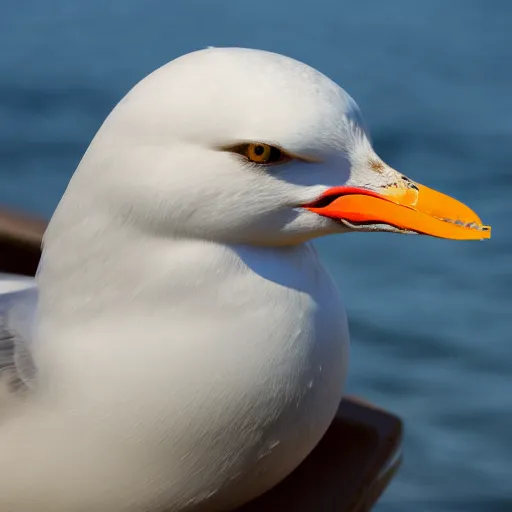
[1,1,510,510]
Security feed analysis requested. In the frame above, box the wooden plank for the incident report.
[0,208,45,276]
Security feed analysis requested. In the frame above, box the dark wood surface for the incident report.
[0,208,45,276]
[0,207,403,511]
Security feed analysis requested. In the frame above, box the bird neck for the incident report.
[36,206,324,341]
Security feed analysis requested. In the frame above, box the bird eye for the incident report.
[227,143,291,165]
[247,143,274,163]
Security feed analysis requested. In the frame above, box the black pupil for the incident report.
[254,145,265,156]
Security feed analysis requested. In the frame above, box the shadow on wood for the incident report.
[0,207,403,511]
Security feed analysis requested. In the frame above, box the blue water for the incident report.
[1,1,511,510]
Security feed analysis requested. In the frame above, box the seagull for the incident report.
[0,48,490,512]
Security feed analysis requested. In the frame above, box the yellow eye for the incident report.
[224,142,291,165]
[246,143,273,163]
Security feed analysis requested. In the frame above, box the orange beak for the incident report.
[305,181,491,240]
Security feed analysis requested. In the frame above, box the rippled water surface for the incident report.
[1,1,511,510]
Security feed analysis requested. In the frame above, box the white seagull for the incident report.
[0,48,490,512]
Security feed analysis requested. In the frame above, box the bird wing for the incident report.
[0,274,38,389]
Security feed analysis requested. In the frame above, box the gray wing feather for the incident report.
[0,274,38,389]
